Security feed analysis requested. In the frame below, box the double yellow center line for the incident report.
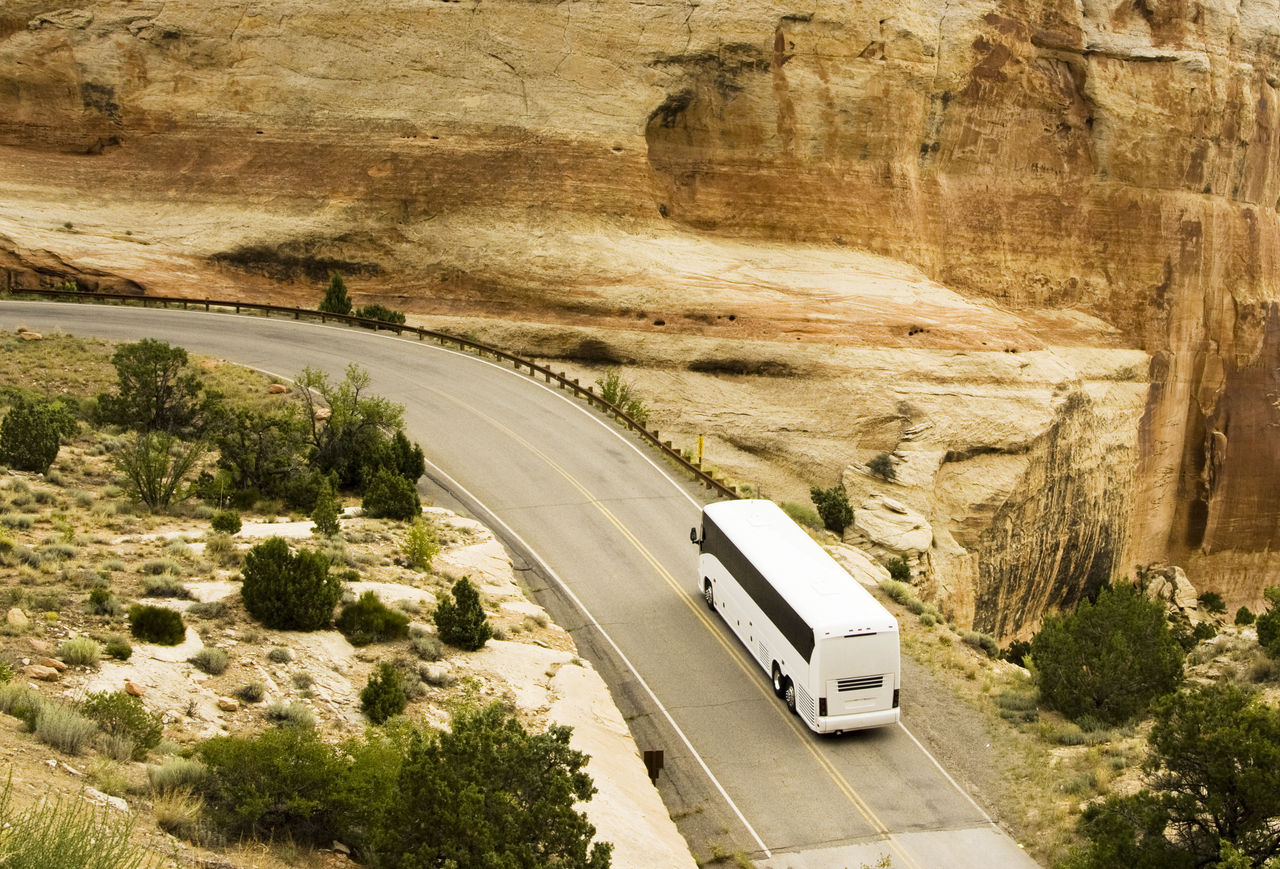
[451,394,921,869]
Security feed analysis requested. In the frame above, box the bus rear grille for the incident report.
[837,675,884,692]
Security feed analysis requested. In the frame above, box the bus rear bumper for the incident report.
[815,707,901,734]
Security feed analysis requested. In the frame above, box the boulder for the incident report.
[268,383,289,394]
[853,497,933,554]
[829,544,891,588]
[24,664,59,681]
[6,608,29,629]
[36,656,68,672]
[124,681,146,697]
[217,697,238,712]
[83,786,129,813]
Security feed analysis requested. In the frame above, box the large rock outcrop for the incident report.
[2,0,1279,635]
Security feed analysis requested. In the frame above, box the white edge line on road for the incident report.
[417,453,773,859]
[13,302,999,849]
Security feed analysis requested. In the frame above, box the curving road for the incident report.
[1,302,1039,869]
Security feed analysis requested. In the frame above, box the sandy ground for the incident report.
[64,506,696,868]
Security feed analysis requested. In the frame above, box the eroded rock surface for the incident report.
[2,0,1279,634]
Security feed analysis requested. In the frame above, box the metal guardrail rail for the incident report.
[8,287,740,499]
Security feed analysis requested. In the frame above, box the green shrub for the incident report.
[1197,591,1226,614]
[336,591,410,646]
[104,639,132,661]
[867,452,895,481]
[128,604,186,645]
[1003,639,1032,667]
[0,394,76,474]
[318,272,352,316]
[1030,581,1183,725]
[1064,683,1280,869]
[197,724,341,843]
[240,537,341,631]
[884,556,911,583]
[86,586,124,616]
[96,338,208,434]
[0,777,152,869]
[0,683,46,729]
[148,757,207,793]
[354,304,406,326]
[360,468,419,521]
[809,485,853,534]
[404,515,439,571]
[113,431,204,511]
[58,636,101,667]
[210,510,241,535]
[190,647,229,676]
[141,574,188,598]
[962,630,1000,658]
[34,701,98,755]
[380,702,612,868]
[433,576,492,651]
[1256,587,1280,658]
[185,600,229,620]
[141,558,182,576]
[411,633,442,662]
[1236,606,1256,626]
[360,662,407,724]
[878,578,914,607]
[310,481,341,537]
[236,682,265,704]
[1191,621,1217,643]
[203,532,238,566]
[594,367,650,424]
[267,646,293,664]
[266,701,317,729]
[80,691,163,760]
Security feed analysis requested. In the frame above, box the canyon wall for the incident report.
[2,0,1279,632]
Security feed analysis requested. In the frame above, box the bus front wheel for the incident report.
[783,679,797,715]
[771,664,785,698]
[703,580,714,611]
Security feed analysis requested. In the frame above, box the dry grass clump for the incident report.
[190,647,230,675]
[34,702,98,755]
[147,756,208,793]
[141,574,189,598]
[57,636,101,667]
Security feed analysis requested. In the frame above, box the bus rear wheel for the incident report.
[703,580,714,610]
[771,664,785,698]
[783,679,797,715]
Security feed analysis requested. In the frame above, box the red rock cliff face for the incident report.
[643,1,1280,605]
[1,0,1279,620]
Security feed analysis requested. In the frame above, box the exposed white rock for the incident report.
[854,496,933,554]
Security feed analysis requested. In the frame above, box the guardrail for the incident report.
[7,287,740,499]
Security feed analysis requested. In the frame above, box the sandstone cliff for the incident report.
[2,0,1278,635]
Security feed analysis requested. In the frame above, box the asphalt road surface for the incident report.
[2,301,1040,869]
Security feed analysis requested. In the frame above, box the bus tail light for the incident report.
[818,697,827,717]
[892,689,900,708]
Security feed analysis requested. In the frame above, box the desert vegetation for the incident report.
[0,331,612,867]
[879,561,1280,867]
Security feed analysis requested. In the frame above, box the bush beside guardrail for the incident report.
[8,287,739,498]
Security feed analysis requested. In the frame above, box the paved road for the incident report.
[2,302,1040,868]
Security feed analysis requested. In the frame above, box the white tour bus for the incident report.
[691,499,900,734]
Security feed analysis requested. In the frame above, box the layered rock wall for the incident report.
[2,0,1279,630]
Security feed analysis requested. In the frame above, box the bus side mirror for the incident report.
[689,527,701,546]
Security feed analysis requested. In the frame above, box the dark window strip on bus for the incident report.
[702,516,816,662]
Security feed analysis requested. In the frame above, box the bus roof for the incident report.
[703,499,898,637]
